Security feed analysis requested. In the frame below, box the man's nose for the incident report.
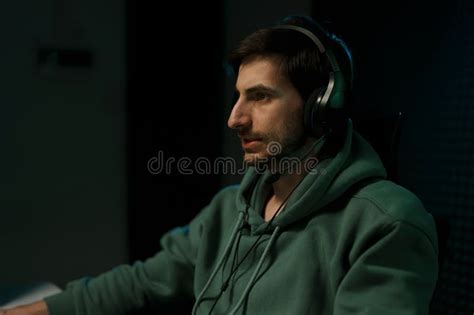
[227,99,251,130]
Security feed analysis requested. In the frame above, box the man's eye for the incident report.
[253,92,269,101]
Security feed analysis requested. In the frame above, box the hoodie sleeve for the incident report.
[333,220,438,315]
[44,207,208,315]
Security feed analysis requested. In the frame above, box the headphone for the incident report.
[273,22,354,137]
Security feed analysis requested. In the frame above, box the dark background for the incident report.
[126,0,224,266]
[1,0,473,313]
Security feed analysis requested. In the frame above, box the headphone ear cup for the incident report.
[303,87,326,137]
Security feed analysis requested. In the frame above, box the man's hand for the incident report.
[0,300,49,315]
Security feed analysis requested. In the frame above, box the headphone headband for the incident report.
[273,25,327,54]
[272,24,343,72]
[272,24,352,134]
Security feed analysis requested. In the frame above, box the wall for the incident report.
[0,0,127,288]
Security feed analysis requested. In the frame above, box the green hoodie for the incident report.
[45,120,438,314]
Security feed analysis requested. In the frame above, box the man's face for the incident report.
[227,54,306,166]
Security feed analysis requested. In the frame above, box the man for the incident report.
[1,15,438,315]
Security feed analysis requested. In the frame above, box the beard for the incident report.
[241,117,307,173]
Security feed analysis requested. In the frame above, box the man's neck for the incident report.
[271,169,307,203]
[263,163,308,222]
[263,135,328,221]
[270,136,320,202]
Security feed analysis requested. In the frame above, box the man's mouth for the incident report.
[241,137,262,149]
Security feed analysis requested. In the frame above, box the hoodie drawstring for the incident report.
[192,211,245,315]
[229,225,281,315]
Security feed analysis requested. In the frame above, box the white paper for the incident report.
[0,282,62,309]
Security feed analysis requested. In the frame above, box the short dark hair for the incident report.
[227,15,353,104]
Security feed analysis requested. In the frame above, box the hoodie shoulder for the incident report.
[352,179,437,246]
[213,184,240,201]
[204,184,241,213]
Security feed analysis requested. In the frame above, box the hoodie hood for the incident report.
[237,119,387,231]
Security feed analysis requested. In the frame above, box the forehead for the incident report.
[236,55,290,91]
